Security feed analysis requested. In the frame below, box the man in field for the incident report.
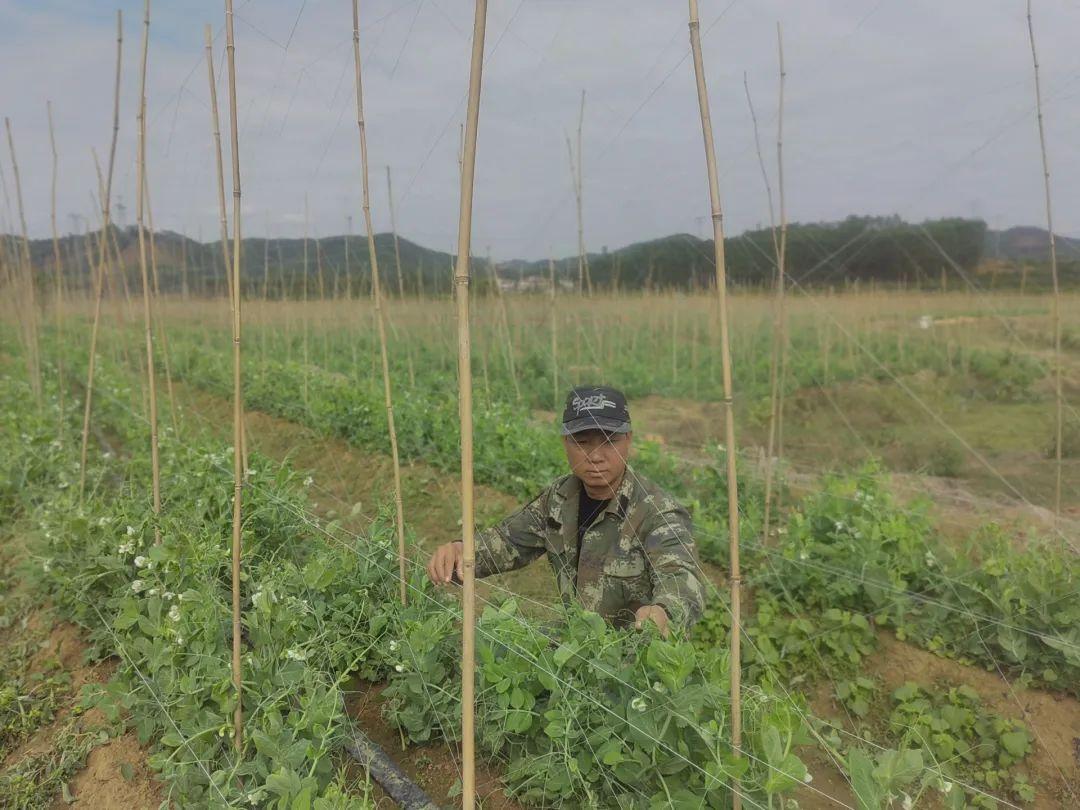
[426,386,705,636]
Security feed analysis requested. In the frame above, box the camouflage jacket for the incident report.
[475,472,705,632]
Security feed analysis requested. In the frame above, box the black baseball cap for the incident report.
[561,386,632,436]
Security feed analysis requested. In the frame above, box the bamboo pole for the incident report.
[487,250,521,400]
[352,0,408,607]
[773,28,790,520]
[134,0,162,547]
[80,35,122,498]
[302,196,310,412]
[224,0,246,753]
[688,2,743,805]
[47,102,65,438]
[454,3,489,806]
[386,165,407,298]
[571,90,592,296]
[550,256,559,410]
[143,168,179,434]
[1026,0,1063,521]
[747,27,788,546]
[205,25,235,316]
[4,118,42,407]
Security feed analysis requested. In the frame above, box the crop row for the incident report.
[158,330,1080,698]
[225,306,1050,413]
[3,362,811,808]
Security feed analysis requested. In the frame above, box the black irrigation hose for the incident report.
[344,728,442,810]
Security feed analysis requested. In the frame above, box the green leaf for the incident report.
[1000,730,1030,758]
[848,749,884,810]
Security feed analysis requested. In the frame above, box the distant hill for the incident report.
[6,216,1077,296]
[984,226,1080,262]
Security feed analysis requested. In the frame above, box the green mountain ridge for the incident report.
[6,215,1076,296]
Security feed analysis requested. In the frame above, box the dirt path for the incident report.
[0,601,163,810]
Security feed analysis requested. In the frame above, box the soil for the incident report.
[0,609,164,809]
[865,634,1080,808]
[57,731,164,810]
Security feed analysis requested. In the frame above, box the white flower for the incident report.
[651,682,665,693]
[902,795,913,810]
[168,605,181,622]
[149,588,160,597]
[126,525,136,536]
[629,696,647,712]
[803,772,813,784]
[134,556,149,568]
[799,550,809,561]
[42,559,52,573]
[940,781,953,794]
[163,591,176,601]
[303,476,314,488]
[175,635,184,645]
[285,648,308,662]
[394,664,404,673]
[924,551,936,568]
[132,579,146,592]
[388,640,399,652]
[118,541,135,555]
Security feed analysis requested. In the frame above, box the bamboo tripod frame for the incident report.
[352,0,409,607]
[688,2,743,807]
[455,2,489,807]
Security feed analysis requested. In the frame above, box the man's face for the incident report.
[563,429,632,496]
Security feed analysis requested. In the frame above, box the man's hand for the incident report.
[634,604,670,638]
[427,542,464,586]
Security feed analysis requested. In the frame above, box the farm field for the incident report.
[3,1,1080,808]
[2,285,1078,809]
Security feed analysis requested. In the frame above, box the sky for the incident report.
[2,0,1079,260]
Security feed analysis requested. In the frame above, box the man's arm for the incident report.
[474,492,550,577]
[639,504,706,632]
[428,489,551,585]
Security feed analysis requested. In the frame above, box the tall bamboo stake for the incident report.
[748,28,788,546]
[81,85,121,498]
[772,29,790,519]
[487,250,521,400]
[143,168,179,434]
[47,102,65,439]
[302,196,310,411]
[549,256,559,410]
[386,165,407,298]
[224,0,246,753]
[1026,0,1063,521]
[134,0,162,547]
[454,2,489,806]
[573,91,592,295]
[4,118,42,407]
[205,25,235,316]
[688,2,742,804]
[352,0,408,607]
